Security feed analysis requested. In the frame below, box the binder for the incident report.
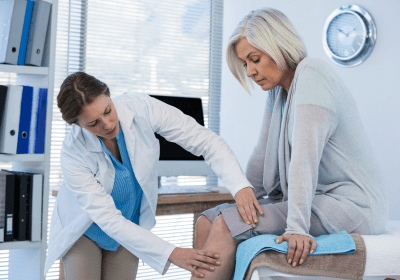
[0,85,23,154]
[25,0,52,66]
[34,88,47,154]
[28,87,39,154]
[18,0,35,65]
[0,171,16,242]
[28,173,42,241]
[0,0,27,64]
[41,7,52,67]
[17,86,34,154]
[0,86,7,128]
[0,172,6,242]
[1,170,42,241]
[10,171,28,241]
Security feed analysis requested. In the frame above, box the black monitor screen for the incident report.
[150,95,205,161]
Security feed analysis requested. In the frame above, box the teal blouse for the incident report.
[84,123,143,251]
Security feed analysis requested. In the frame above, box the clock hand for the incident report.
[348,27,357,37]
[338,28,347,35]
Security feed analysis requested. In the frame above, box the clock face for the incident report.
[326,12,366,59]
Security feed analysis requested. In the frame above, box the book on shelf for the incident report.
[1,170,43,242]
[0,85,48,155]
[0,0,27,65]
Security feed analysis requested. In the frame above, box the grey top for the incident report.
[246,57,387,237]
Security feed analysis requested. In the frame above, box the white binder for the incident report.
[30,173,43,241]
[0,85,23,154]
[25,0,52,66]
[0,0,27,64]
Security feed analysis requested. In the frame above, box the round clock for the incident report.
[323,5,376,67]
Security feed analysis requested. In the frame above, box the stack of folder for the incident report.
[0,0,52,67]
[0,170,43,242]
[0,85,48,154]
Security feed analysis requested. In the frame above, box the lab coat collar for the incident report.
[70,126,103,153]
[114,96,137,161]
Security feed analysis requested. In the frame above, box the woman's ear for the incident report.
[74,118,82,128]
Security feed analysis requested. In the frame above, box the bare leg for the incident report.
[191,215,238,280]
[195,215,212,249]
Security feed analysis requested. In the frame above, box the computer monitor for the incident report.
[150,95,213,177]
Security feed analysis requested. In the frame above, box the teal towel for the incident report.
[233,231,356,280]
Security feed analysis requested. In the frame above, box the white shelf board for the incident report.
[0,154,45,162]
[0,64,48,75]
[0,240,42,250]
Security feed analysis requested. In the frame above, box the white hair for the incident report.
[226,8,307,93]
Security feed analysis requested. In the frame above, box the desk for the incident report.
[52,186,235,279]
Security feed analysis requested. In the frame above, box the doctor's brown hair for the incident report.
[57,72,110,125]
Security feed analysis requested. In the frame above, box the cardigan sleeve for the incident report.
[285,104,338,236]
[285,65,339,236]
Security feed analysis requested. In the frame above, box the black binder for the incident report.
[0,86,7,129]
[9,171,29,241]
[2,170,42,241]
[0,171,16,242]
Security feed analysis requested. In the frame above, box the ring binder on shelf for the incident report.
[0,0,27,65]
[0,86,23,154]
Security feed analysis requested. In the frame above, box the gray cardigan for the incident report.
[246,57,387,237]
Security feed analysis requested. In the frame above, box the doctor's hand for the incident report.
[168,247,220,278]
[275,234,317,267]
[235,187,264,228]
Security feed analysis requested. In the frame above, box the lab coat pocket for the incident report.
[48,201,65,249]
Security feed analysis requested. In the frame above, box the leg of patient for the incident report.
[191,215,238,280]
[195,216,212,249]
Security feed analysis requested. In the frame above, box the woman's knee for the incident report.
[196,215,212,229]
[209,215,231,237]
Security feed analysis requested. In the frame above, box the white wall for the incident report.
[220,0,400,220]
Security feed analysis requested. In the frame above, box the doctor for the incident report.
[45,72,262,279]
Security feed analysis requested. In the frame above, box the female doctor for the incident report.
[44,72,262,279]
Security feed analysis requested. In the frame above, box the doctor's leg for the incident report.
[62,235,102,280]
[101,245,139,280]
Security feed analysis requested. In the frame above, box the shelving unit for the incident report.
[0,64,48,75]
[0,0,58,279]
[0,240,42,250]
[0,154,45,162]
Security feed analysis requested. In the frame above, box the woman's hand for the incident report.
[168,247,220,278]
[275,234,317,267]
[235,187,264,228]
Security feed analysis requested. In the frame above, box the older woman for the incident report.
[44,72,263,279]
[193,8,387,280]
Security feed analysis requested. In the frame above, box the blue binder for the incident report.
[34,88,47,154]
[17,86,33,154]
[18,0,34,65]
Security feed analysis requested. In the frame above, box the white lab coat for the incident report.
[45,92,252,276]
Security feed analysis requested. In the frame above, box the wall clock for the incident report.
[323,5,376,67]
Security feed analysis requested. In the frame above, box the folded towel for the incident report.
[233,231,358,280]
[243,234,366,280]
